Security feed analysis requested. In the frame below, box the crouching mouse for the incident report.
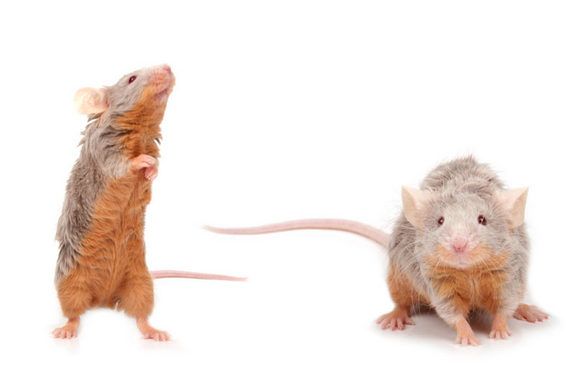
[207,157,548,345]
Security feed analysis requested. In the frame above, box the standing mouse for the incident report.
[54,65,244,341]
[206,157,548,345]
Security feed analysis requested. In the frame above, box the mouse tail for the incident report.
[205,219,390,248]
[150,270,247,281]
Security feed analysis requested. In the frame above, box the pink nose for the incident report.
[452,238,468,253]
[162,64,172,74]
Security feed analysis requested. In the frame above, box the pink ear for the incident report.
[496,188,529,228]
[401,186,433,229]
[74,87,108,114]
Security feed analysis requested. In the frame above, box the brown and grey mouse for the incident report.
[54,65,244,341]
[206,157,548,345]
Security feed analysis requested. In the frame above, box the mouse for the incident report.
[54,65,244,341]
[206,157,548,345]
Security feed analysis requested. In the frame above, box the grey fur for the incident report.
[55,66,167,282]
[388,156,529,324]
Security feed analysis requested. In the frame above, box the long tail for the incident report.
[150,270,246,281]
[205,218,390,248]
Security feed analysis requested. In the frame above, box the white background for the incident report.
[0,0,573,382]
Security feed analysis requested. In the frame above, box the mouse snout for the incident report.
[153,66,174,81]
[451,237,469,254]
[148,65,175,97]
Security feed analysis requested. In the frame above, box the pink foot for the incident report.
[455,317,480,346]
[52,318,79,339]
[489,313,511,340]
[130,154,158,180]
[376,307,415,331]
[137,318,170,342]
[513,304,549,323]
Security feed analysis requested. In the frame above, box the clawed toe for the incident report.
[489,329,511,340]
[456,334,480,346]
[376,308,414,331]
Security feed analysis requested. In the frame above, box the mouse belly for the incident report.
[423,255,509,314]
[57,175,153,312]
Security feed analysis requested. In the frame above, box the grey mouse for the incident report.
[206,157,548,345]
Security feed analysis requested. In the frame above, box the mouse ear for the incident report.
[496,188,528,228]
[402,186,432,229]
[74,87,109,114]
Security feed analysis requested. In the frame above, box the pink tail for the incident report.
[150,270,246,281]
[205,218,390,248]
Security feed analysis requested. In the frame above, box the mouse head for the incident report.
[402,186,528,269]
[74,64,175,126]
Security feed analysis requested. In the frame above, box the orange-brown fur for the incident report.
[424,246,508,315]
[57,84,163,320]
[116,85,164,158]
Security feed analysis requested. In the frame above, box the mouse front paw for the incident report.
[489,313,511,340]
[456,332,480,346]
[455,317,480,346]
[130,154,158,180]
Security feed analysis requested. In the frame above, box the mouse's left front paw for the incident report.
[455,317,480,346]
[489,313,511,340]
[130,154,158,180]
[143,165,158,180]
[489,323,511,340]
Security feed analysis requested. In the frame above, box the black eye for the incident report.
[478,215,487,225]
[128,75,137,84]
[437,216,445,226]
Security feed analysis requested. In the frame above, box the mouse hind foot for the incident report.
[52,317,80,339]
[376,306,415,331]
[136,318,170,341]
[513,304,549,323]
